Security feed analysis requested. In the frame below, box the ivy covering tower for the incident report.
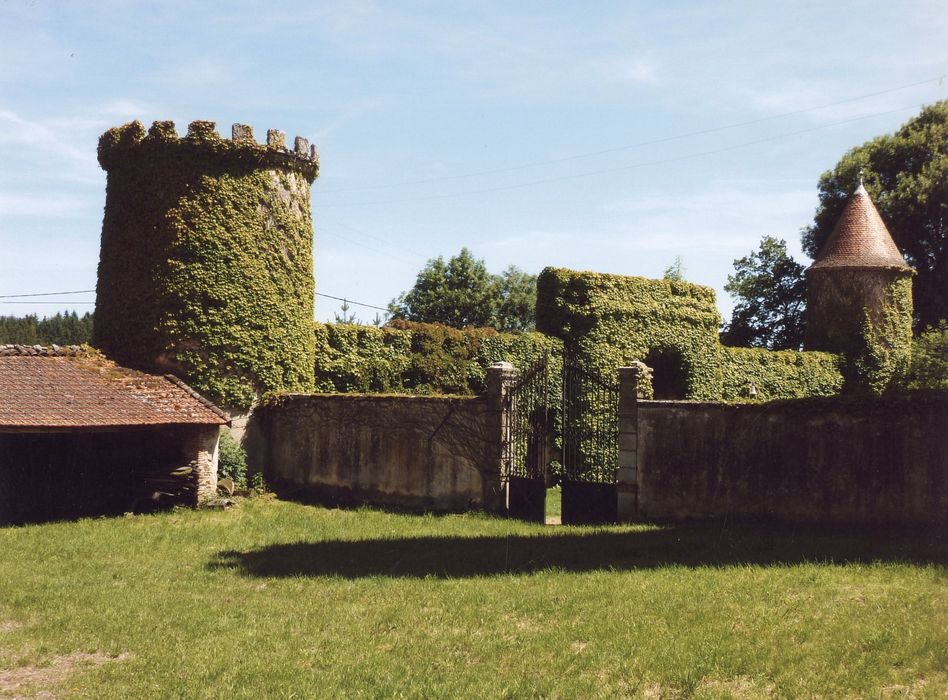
[805,182,914,393]
[94,120,319,409]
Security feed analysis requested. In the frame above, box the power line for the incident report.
[0,301,95,305]
[316,292,389,313]
[2,292,391,313]
[320,102,930,209]
[317,75,946,194]
[0,289,95,299]
[319,215,429,261]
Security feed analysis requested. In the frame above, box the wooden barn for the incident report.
[0,345,227,525]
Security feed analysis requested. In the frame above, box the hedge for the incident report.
[313,320,562,396]
[719,346,844,401]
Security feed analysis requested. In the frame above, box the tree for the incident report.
[663,256,685,281]
[389,249,537,331]
[0,311,93,345]
[802,101,948,330]
[494,266,537,332]
[389,248,499,328]
[721,236,806,350]
[332,300,357,324]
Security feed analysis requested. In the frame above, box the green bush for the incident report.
[217,430,249,489]
[907,321,948,390]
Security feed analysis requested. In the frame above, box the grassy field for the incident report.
[0,497,945,699]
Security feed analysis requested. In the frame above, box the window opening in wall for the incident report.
[644,348,688,400]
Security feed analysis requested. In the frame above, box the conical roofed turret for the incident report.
[805,182,914,392]
[809,184,910,270]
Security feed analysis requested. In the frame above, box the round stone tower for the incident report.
[805,182,914,391]
[94,120,319,409]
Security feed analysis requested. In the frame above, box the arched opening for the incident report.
[643,348,689,400]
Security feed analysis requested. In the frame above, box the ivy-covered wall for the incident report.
[851,274,914,395]
[94,120,318,409]
[536,267,723,399]
[537,266,850,402]
[719,346,843,401]
[314,320,562,396]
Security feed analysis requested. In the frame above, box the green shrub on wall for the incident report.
[719,346,843,401]
[94,120,317,410]
[313,320,562,395]
[536,267,723,399]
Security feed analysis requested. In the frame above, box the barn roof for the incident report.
[809,184,911,271]
[0,345,228,430]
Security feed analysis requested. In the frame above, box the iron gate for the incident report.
[560,357,619,524]
[502,354,620,524]
[502,355,551,522]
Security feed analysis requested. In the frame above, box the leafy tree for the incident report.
[389,249,537,331]
[663,256,686,281]
[493,266,537,332]
[802,101,948,330]
[721,236,806,350]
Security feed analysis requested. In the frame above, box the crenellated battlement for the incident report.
[98,120,319,182]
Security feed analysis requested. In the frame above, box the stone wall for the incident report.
[624,390,948,525]
[253,392,505,513]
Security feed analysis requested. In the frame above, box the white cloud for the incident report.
[0,108,91,167]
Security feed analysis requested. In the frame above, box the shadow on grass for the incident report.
[210,521,947,579]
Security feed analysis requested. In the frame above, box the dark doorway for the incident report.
[644,348,688,400]
[0,428,194,525]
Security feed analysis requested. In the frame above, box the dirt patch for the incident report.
[697,676,776,698]
[880,677,934,699]
[0,651,130,699]
[0,622,21,635]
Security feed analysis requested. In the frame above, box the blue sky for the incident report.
[1,0,946,323]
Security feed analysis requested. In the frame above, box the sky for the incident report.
[1,0,946,324]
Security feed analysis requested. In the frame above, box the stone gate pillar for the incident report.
[617,362,652,522]
[485,361,519,514]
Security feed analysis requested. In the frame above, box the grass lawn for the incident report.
[0,497,945,699]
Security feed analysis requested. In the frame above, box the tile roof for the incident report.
[809,184,911,271]
[0,346,228,429]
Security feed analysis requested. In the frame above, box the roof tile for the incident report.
[0,347,227,429]
[810,184,911,271]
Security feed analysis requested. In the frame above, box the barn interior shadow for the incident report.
[209,522,947,579]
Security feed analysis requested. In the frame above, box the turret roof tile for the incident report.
[809,184,911,271]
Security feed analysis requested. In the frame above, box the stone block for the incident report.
[267,129,286,149]
[617,491,637,522]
